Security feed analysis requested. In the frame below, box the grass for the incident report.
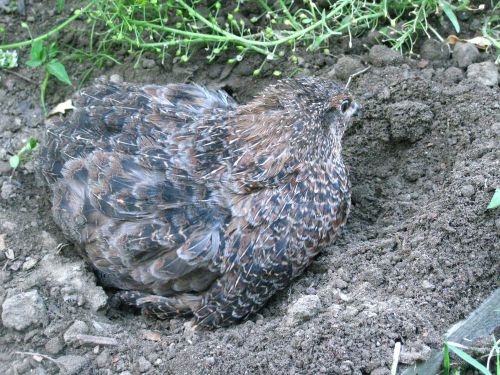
[482,2,500,64]
[1,1,493,70]
[443,338,500,375]
[1,1,497,84]
[60,0,473,64]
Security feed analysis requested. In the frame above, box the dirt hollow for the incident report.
[0,2,499,375]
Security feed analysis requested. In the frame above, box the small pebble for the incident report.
[332,56,364,81]
[399,343,432,364]
[1,290,47,330]
[461,184,475,197]
[137,356,152,373]
[331,278,348,289]
[56,355,89,375]
[421,280,435,290]
[9,259,22,271]
[96,350,110,368]
[377,87,391,100]
[286,295,321,325]
[339,292,353,303]
[370,367,390,375]
[1,181,16,199]
[404,164,421,182]
[442,66,464,83]
[420,39,449,61]
[369,45,404,67]
[453,43,479,68]
[22,257,38,271]
[45,336,64,355]
[64,320,89,344]
[442,278,454,287]
[204,356,215,365]
[141,58,156,69]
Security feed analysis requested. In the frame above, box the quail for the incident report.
[37,77,359,327]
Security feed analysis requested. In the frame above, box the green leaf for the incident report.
[26,59,42,68]
[31,40,44,61]
[446,342,491,375]
[26,40,45,67]
[17,137,39,156]
[440,1,460,33]
[9,155,19,169]
[27,137,38,151]
[46,60,72,85]
[443,343,450,375]
[487,188,500,209]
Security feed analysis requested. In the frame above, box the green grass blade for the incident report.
[439,1,460,33]
[57,0,64,14]
[447,342,492,375]
[444,343,451,375]
[487,188,500,209]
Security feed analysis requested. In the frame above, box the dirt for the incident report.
[0,2,499,375]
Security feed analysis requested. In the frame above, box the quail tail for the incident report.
[112,291,201,320]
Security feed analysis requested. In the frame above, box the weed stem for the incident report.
[0,1,96,50]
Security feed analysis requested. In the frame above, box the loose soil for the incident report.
[0,2,498,374]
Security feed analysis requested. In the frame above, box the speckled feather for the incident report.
[37,77,357,327]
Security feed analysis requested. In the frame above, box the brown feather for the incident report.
[37,77,359,327]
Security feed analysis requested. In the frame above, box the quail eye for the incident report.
[340,99,351,114]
